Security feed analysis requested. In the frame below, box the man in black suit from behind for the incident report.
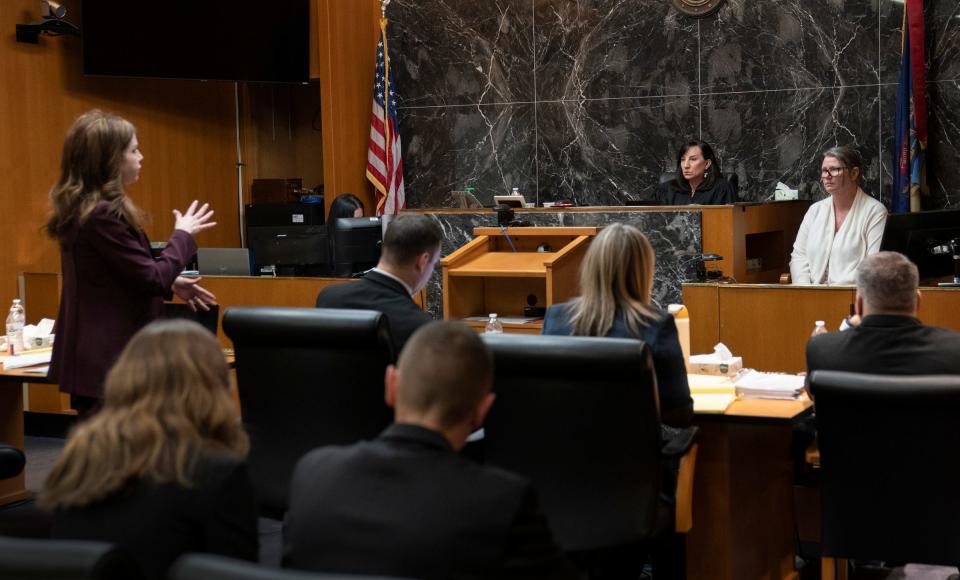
[283,321,578,580]
[316,213,441,354]
[807,251,960,386]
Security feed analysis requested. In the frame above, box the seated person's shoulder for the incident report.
[190,448,249,486]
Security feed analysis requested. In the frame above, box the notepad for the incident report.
[687,373,736,394]
[693,393,737,414]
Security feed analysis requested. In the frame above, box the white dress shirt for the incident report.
[790,189,888,285]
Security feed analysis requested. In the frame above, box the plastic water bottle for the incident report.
[484,313,503,334]
[6,299,25,355]
[810,320,828,337]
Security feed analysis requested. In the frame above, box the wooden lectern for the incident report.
[441,227,598,333]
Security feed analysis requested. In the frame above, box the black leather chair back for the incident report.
[0,536,142,580]
[222,307,395,517]
[810,371,960,566]
[481,333,662,552]
[0,445,25,480]
[169,554,415,580]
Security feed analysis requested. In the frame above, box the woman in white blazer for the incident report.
[790,146,887,285]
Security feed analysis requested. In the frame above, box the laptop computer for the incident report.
[197,248,252,276]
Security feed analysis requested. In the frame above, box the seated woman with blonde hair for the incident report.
[41,319,257,580]
[542,223,693,427]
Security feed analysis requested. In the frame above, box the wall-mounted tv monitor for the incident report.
[81,0,310,83]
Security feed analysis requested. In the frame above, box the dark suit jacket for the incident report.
[542,303,694,427]
[284,423,578,580]
[315,270,433,354]
[806,314,960,395]
[51,451,258,580]
[655,176,736,205]
[49,201,196,399]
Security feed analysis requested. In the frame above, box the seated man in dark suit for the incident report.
[316,213,441,354]
[283,321,578,580]
[807,251,960,384]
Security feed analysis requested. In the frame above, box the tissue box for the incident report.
[689,357,742,376]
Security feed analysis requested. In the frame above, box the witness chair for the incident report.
[169,554,415,580]
[0,536,142,580]
[809,371,960,579]
[223,307,395,518]
[0,444,25,480]
[480,334,697,553]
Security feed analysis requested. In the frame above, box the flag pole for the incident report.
[378,0,391,216]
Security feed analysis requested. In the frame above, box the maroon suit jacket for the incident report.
[49,202,197,399]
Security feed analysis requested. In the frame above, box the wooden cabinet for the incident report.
[441,227,597,333]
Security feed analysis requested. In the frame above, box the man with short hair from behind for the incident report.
[806,251,960,390]
[316,213,442,355]
[283,321,578,580]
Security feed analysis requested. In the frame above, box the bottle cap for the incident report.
[489,313,497,318]
[815,320,825,325]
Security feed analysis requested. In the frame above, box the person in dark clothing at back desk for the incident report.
[284,321,578,580]
[316,213,441,354]
[655,140,736,206]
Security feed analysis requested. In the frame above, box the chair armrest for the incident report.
[674,442,698,533]
[805,440,820,468]
[0,445,26,480]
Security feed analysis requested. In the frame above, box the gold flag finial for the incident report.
[380,0,390,19]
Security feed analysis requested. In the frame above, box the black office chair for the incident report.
[169,554,415,580]
[810,371,960,579]
[222,307,395,518]
[480,334,697,557]
[0,444,25,480]
[0,536,143,580]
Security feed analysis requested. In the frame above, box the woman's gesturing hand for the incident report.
[172,276,217,312]
[173,200,216,236]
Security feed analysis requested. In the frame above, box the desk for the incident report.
[688,396,812,580]
[0,366,54,506]
[683,283,960,373]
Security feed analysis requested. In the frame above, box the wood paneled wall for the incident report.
[316,0,380,216]
[0,0,241,315]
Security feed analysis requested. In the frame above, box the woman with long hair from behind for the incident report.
[542,223,693,427]
[41,319,257,580]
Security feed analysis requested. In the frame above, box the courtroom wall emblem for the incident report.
[671,0,725,17]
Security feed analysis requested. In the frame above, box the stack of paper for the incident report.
[1,351,52,370]
[733,369,805,400]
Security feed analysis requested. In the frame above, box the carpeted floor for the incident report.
[23,436,64,493]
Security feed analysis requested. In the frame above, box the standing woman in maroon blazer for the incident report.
[46,110,217,416]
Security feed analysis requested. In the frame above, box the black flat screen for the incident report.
[81,0,309,83]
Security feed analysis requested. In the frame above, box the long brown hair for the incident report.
[46,110,144,241]
[39,320,248,510]
[568,223,658,337]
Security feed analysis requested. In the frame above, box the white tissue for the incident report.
[22,318,56,350]
[774,181,798,201]
[689,342,734,363]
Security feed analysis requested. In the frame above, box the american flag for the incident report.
[366,23,405,216]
